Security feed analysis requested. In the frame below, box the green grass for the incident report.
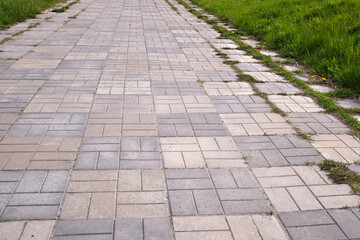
[319,160,360,195]
[326,88,357,98]
[0,0,66,29]
[189,0,360,92]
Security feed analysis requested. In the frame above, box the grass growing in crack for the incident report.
[251,83,286,116]
[52,0,79,13]
[293,69,304,74]
[326,89,357,99]
[209,43,287,117]
[164,0,180,14]
[1,22,40,45]
[319,160,360,195]
[223,60,239,65]
[188,0,360,93]
[0,0,66,29]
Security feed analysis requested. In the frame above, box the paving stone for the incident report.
[255,82,302,94]
[120,137,161,169]
[246,71,286,82]
[0,113,18,139]
[227,215,260,240]
[279,211,334,227]
[117,191,168,218]
[115,219,142,240]
[152,82,204,96]
[84,113,122,137]
[221,112,295,136]
[24,93,93,113]
[92,95,123,114]
[328,209,360,239]
[0,94,33,113]
[143,217,172,240]
[287,224,346,240]
[309,84,334,93]
[54,219,113,238]
[252,215,288,239]
[193,189,222,214]
[311,134,360,163]
[172,216,229,231]
[123,95,154,114]
[1,205,59,220]
[237,63,271,72]
[154,96,186,114]
[67,170,117,192]
[211,95,272,113]
[76,137,120,170]
[203,82,254,96]
[122,113,157,137]
[20,220,55,240]
[7,113,87,138]
[166,168,269,215]
[287,186,323,210]
[0,221,25,240]
[161,137,244,168]
[61,193,91,220]
[175,231,233,240]
[269,95,324,112]
[168,190,196,216]
[0,169,68,220]
[234,135,323,167]
[222,200,270,214]
[337,99,360,109]
[286,112,350,134]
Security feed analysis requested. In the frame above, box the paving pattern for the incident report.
[0,0,360,239]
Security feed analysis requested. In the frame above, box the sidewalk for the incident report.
[0,0,359,239]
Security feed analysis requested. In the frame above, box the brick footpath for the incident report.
[0,0,360,239]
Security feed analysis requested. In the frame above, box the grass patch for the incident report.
[52,0,79,13]
[326,89,357,99]
[223,60,239,65]
[0,0,67,29]
[188,0,360,93]
[293,69,304,74]
[164,0,180,14]
[319,160,360,195]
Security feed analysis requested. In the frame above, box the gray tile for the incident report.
[54,219,114,236]
[144,217,172,240]
[234,135,324,167]
[115,219,142,240]
[328,209,360,239]
[168,190,196,216]
[287,225,346,240]
[193,190,222,214]
[279,211,334,227]
[0,205,59,220]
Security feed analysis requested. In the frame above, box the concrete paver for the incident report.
[0,0,360,238]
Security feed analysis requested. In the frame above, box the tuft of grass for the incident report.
[223,60,239,65]
[0,0,67,29]
[293,69,305,74]
[52,0,79,13]
[319,160,360,195]
[188,0,360,93]
[326,89,357,99]
[164,0,180,14]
